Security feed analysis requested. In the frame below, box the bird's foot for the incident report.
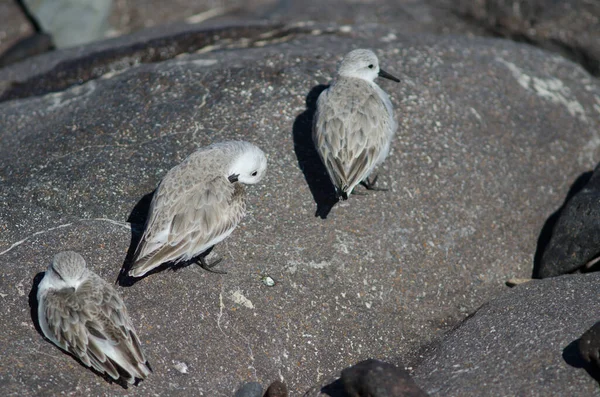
[360,174,388,191]
[197,256,227,274]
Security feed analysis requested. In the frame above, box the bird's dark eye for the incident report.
[251,171,258,176]
[368,64,374,69]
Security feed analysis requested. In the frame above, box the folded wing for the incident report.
[129,175,246,277]
[43,279,151,384]
[313,80,393,197]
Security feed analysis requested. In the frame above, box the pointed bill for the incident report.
[378,68,400,82]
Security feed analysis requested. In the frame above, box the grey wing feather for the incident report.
[130,176,246,276]
[43,277,150,383]
[313,80,393,195]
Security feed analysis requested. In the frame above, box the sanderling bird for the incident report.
[37,251,151,384]
[313,48,400,200]
[128,141,267,277]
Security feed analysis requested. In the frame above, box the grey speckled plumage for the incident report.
[313,48,399,200]
[37,251,151,385]
[128,141,268,278]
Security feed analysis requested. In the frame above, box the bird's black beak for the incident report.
[378,68,400,83]
[228,174,239,183]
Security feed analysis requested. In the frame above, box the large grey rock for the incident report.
[413,274,600,396]
[1,21,600,396]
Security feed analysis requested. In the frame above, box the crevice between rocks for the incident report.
[0,22,344,103]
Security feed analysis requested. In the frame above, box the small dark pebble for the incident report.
[341,359,429,397]
[264,380,288,397]
[234,381,263,397]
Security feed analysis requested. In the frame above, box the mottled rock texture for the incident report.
[1,6,600,397]
[413,274,600,396]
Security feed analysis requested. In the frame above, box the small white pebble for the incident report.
[173,361,188,374]
[261,276,276,287]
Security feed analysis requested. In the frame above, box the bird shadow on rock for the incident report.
[532,171,593,278]
[117,190,156,286]
[562,338,600,385]
[28,272,136,388]
[28,272,46,338]
[292,84,338,219]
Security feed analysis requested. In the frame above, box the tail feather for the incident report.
[128,242,188,278]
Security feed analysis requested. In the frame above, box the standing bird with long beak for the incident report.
[313,49,400,200]
[37,251,151,385]
[128,141,267,278]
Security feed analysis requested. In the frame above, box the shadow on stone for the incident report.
[117,190,155,286]
[532,170,593,278]
[292,84,338,219]
[563,337,600,385]
[28,272,45,338]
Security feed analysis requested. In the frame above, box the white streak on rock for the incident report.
[230,289,254,309]
[497,58,587,122]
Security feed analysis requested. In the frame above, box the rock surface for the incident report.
[455,0,600,76]
[413,274,600,396]
[1,15,600,397]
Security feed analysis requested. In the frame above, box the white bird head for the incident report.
[47,251,87,289]
[226,141,268,184]
[337,49,400,83]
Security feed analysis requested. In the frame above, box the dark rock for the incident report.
[536,163,600,278]
[1,16,600,396]
[579,321,600,368]
[341,359,428,397]
[264,380,288,397]
[413,274,600,396]
[235,381,264,397]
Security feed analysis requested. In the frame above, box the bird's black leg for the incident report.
[196,255,227,274]
[360,174,388,191]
